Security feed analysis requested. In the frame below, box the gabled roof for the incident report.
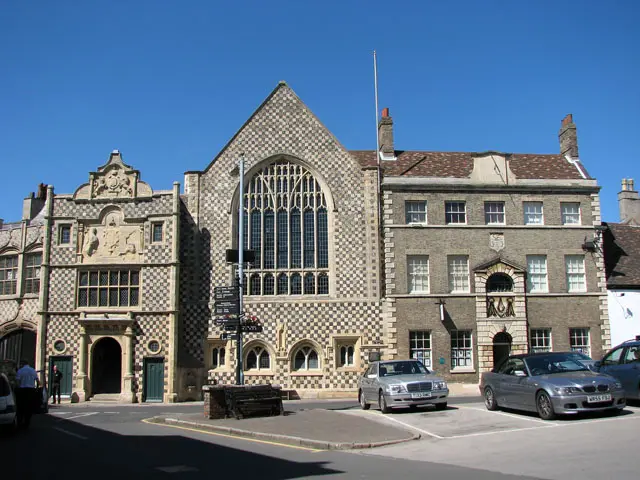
[349,150,591,180]
[604,223,640,288]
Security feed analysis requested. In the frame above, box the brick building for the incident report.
[0,82,610,401]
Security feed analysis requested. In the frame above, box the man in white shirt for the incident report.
[15,360,40,428]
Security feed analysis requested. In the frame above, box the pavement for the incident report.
[144,384,481,450]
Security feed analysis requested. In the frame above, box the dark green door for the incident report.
[49,356,73,397]
[143,358,164,402]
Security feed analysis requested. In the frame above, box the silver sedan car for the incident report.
[358,360,449,413]
[480,352,626,420]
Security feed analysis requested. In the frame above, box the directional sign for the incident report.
[214,286,239,302]
[214,301,239,315]
[214,316,240,325]
[220,333,239,341]
[242,324,263,333]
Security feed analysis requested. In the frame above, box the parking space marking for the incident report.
[360,411,445,439]
[66,412,99,420]
[456,405,560,425]
[53,427,88,440]
[446,424,556,439]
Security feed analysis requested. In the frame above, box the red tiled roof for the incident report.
[349,150,592,180]
[604,223,640,288]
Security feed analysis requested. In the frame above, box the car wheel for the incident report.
[435,402,447,411]
[379,390,391,414]
[484,386,498,411]
[359,390,370,410]
[536,391,557,420]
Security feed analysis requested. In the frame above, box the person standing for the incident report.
[51,365,63,404]
[15,359,40,428]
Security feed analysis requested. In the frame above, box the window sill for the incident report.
[208,368,233,373]
[290,371,323,377]
[336,366,360,372]
[450,368,476,374]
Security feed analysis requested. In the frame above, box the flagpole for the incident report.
[374,50,382,237]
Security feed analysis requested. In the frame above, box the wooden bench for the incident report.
[224,385,284,420]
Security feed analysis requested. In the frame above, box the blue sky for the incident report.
[1,1,638,223]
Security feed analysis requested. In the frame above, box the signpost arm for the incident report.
[236,155,245,385]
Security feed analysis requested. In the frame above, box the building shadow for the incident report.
[2,413,341,479]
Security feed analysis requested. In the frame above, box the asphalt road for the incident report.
[2,395,547,480]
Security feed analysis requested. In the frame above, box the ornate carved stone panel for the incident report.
[74,150,153,200]
[79,209,143,264]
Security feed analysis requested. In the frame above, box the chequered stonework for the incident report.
[133,315,170,395]
[45,315,80,380]
[179,84,384,396]
[142,267,171,311]
[48,269,77,311]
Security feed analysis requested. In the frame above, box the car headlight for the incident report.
[388,384,407,394]
[433,381,447,390]
[554,386,583,395]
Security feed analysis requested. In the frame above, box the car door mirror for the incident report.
[514,370,527,377]
[593,361,601,368]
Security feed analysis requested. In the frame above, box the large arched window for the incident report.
[242,160,329,296]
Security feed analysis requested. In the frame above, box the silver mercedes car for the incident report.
[480,352,626,420]
[358,360,449,413]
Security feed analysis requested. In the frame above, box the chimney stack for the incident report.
[22,183,47,221]
[618,178,640,224]
[559,114,579,158]
[378,107,395,159]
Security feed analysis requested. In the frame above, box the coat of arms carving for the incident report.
[489,233,505,252]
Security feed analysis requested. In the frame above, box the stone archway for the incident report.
[0,328,36,366]
[91,337,122,394]
[492,331,513,370]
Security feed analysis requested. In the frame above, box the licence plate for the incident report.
[587,394,612,403]
[411,392,431,399]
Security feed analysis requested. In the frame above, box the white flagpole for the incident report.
[373,50,382,233]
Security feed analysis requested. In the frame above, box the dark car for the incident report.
[594,337,640,400]
[480,351,626,420]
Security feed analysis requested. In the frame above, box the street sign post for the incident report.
[214,286,239,301]
[214,301,239,315]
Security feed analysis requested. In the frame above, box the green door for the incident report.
[143,357,164,402]
[49,356,73,397]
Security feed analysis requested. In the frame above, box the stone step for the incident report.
[90,394,121,402]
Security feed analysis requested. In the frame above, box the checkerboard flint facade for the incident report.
[0,83,610,402]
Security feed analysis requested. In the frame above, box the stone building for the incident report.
[0,82,611,401]
[354,111,610,380]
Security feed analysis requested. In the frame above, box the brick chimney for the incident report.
[559,114,579,158]
[22,183,47,220]
[378,107,395,159]
[619,178,640,224]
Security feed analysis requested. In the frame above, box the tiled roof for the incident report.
[604,223,640,288]
[349,150,592,180]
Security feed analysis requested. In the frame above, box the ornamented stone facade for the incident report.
[0,83,610,401]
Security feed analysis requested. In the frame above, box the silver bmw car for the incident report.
[480,352,626,420]
[358,360,449,413]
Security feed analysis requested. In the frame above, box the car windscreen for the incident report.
[379,361,429,376]
[525,354,590,375]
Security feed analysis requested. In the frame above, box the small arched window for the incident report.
[339,345,355,367]
[293,345,320,371]
[211,347,225,369]
[245,345,270,371]
[486,273,513,293]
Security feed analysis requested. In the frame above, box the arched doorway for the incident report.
[492,331,512,370]
[91,337,122,394]
[0,329,36,366]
